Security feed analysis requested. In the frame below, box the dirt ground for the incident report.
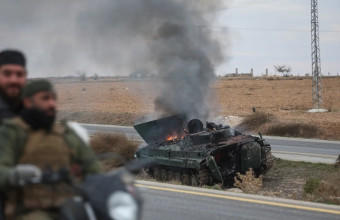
[262,159,339,203]
[54,76,340,140]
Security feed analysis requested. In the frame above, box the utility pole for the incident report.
[311,0,322,109]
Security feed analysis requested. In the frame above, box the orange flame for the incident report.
[166,135,184,141]
[166,135,177,141]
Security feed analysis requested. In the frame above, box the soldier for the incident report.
[0,50,27,124]
[0,80,103,220]
[0,49,27,220]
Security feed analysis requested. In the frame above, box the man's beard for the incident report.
[0,84,22,105]
[20,108,56,131]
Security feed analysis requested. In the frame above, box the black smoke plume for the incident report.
[76,0,225,120]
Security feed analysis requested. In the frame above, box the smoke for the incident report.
[76,0,225,120]
[0,0,227,120]
[0,1,85,76]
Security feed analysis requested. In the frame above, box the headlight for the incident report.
[107,191,138,220]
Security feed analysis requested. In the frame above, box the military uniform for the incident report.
[0,97,22,220]
[0,117,103,220]
[0,96,20,124]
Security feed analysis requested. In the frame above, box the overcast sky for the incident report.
[0,0,339,77]
[215,0,340,76]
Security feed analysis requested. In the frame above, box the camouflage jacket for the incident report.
[0,96,19,125]
[0,118,103,191]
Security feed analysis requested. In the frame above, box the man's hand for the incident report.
[8,164,42,186]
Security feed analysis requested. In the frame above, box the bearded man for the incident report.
[0,50,27,124]
[0,80,102,220]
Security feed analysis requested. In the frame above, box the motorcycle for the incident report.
[21,159,153,220]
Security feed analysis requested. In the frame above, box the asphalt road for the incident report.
[265,136,340,163]
[137,180,340,220]
[81,123,340,163]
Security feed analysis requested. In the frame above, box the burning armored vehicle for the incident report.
[134,115,274,186]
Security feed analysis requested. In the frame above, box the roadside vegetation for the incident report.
[264,122,318,138]
[237,112,275,131]
[238,112,319,139]
[234,168,263,194]
[90,133,138,171]
[303,166,340,205]
[262,159,340,205]
[230,159,338,205]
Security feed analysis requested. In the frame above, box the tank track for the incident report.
[148,166,201,186]
[198,165,211,186]
[264,151,275,174]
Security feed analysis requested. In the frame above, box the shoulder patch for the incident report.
[67,121,90,146]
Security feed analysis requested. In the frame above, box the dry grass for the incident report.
[58,111,139,126]
[55,77,340,140]
[336,155,340,168]
[263,76,305,81]
[304,171,340,205]
[263,122,318,138]
[234,168,263,194]
[262,159,339,202]
[237,112,275,131]
[90,133,138,171]
[237,112,319,139]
